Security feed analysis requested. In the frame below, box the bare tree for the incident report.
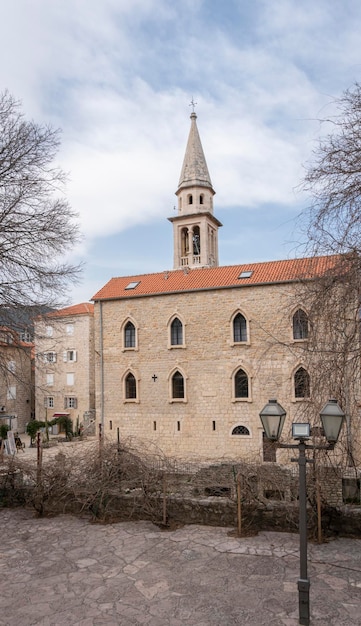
[302,83,361,256]
[0,90,81,313]
[297,84,361,470]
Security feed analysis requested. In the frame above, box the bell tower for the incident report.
[168,110,222,270]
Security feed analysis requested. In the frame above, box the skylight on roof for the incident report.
[125,281,140,290]
[238,271,253,279]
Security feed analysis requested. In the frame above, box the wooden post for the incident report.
[316,472,322,544]
[36,431,43,486]
[162,472,167,525]
[237,474,242,537]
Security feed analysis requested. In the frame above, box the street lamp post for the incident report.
[259,398,344,626]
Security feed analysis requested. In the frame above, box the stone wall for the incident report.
[95,281,316,462]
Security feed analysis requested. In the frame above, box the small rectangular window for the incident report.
[44,352,57,363]
[44,396,54,408]
[64,396,77,409]
[238,270,253,279]
[7,386,16,400]
[46,373,54,386]
[46,326,53,337]
[8,361,16,373]
[66,373,74,386]
[63,350,77,362]
[125,281,140,290]
[66,324,74,335]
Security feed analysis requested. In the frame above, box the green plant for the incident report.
[26,420,45,446]
[50,415,73,441]
[0,424,10,440]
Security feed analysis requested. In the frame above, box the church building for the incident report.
[92,112,335,462]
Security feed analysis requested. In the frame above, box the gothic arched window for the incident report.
[294,367,310,398]
[233,313,248,343]
[172,370,184,399]
[234,368,249,398]
[293,309,309,340]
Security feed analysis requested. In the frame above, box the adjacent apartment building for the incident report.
[0,326,33,433]
[34,303,95,431]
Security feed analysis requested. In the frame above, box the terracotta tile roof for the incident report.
[47,303,94,318]
[92,255,341,302]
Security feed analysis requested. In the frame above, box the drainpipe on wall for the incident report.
[99,300,105,434]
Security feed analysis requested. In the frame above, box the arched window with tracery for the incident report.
[231,425,250,436]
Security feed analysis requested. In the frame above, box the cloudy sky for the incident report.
[1,0,361,304]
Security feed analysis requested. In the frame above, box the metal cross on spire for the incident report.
[189,97,197,112]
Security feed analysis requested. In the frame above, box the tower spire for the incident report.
[168,110,222,270]
[178,112,214,195]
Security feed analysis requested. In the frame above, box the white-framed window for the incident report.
[7,386,16,400]
[64,396,77,409]
[63,350,77,362]
[46,373,54,386]
[7,361,16,373]
[44,396,54,408]
[66,324,74,336]
[20,330,32,343]
[46,326,53,337]
[66,373,74,386]
[44,352,57,363]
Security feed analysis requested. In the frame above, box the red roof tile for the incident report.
[92,255,341,301]
[47,303,94,318]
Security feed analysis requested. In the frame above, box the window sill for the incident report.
[124,399,139,404]
[232,397,252,403]
[122,347,138,352]
[168,344,186,349]
[169,399,187,404]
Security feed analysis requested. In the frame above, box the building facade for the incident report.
[34,303,95,432]
[0,327,33,433]
[92,112,340,462]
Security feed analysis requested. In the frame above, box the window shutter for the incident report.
[44,396,48,407]
[63,351,67,362]
[64,397,67,409]
[74,398,78,409]
[73,350,77,362]
[53,352,57,363]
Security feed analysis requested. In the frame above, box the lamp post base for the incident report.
[298,578,310,625]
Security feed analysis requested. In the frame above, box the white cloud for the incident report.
[1,0,361,303]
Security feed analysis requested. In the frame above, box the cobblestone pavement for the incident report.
[1,508,361,625]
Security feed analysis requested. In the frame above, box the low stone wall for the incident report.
[4,486,360,538]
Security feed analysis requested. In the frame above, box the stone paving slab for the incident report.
[0,509,360,625]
